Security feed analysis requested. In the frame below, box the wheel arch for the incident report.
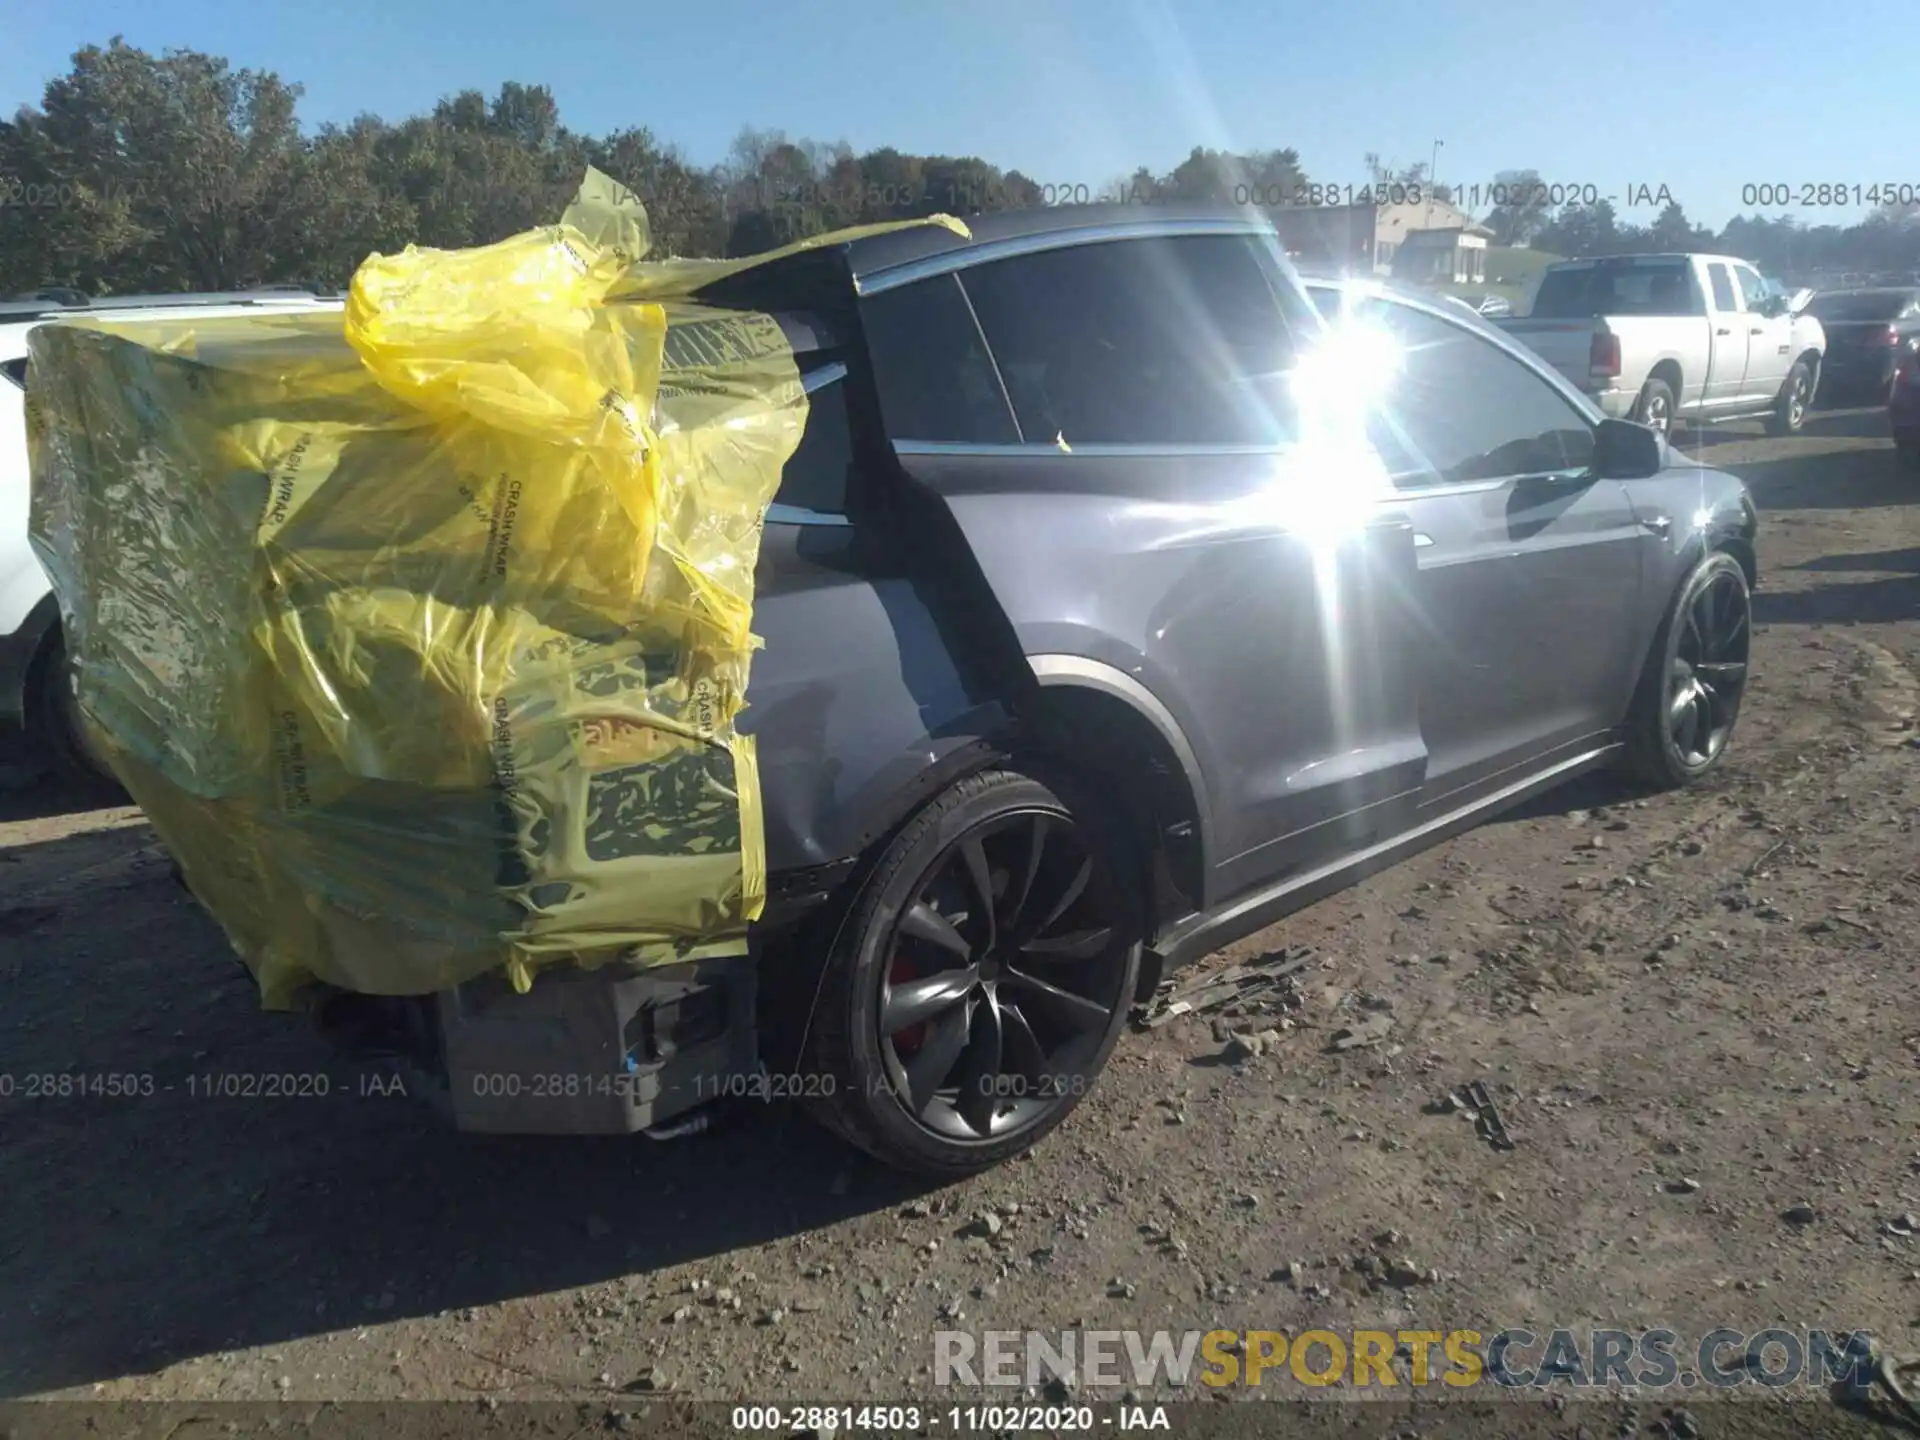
[1018,658,1209,986]
[758,656,1212,1062]
[1647,356,1684,395]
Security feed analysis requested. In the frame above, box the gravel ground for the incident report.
[1,405,1916,1435]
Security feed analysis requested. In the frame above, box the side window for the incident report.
[771,353,855,515]
[0,358,25,389]
[1305,284,1348,321]
[858,274,1018,444]
[1707,264,1738,312]
[958,234,1307,446]
[1733,266,1768,311]
[1366,301,1596,486]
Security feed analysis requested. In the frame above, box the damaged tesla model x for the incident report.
[704,203,1759,1175]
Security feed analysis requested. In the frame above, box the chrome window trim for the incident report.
[856,218,1275,297]
[890,442,1582,500]
[764,502,851,527]
[800,359,848,393]
[893,439,1289,459]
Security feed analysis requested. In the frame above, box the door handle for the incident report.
[1413,532,1434,548]
[1749,327,1764,336]
[1715,327,1731,336]
[1640,515,1672,537]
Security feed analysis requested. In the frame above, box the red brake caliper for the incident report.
[889,954,926,1055]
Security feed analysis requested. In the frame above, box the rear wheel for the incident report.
[1765,362,1812,436]
[1622,551,1752,789]
[802,767,1140,1176]
[1634,378,1676,437]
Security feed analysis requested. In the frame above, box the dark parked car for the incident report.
[1892,339,1920,469]
[1807,287,1920,403]
[334,206,1763,1177]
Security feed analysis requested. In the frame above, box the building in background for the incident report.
[1269,195,1494,283]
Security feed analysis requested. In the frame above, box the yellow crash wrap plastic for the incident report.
[25,169,969,1008]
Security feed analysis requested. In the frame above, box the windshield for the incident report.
[1808,289,1914,322]
[1529,260,1701,319]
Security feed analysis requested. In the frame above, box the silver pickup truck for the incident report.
[1497,253,1825,437]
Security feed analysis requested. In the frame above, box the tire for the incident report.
[26,625,121,790]
[1765,362,1812,436]
[801,766,1142,1176]
[1622,551,1752,790]
[1633,378,1676,437]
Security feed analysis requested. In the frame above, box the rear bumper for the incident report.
[1824,352,1897,395]
[435,955,760,1135]
[1585,386,1638,420]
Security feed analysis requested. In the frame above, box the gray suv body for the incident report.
[339,205,1760,1175]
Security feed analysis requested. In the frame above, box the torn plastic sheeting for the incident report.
[26,168,969,1009]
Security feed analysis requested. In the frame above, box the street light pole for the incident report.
[1428,139,1442,224]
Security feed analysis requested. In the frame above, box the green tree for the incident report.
[1534,198,1620,258]
[1,39,392,292]
[1648,199,1710,252]
[1483,168,1550,246]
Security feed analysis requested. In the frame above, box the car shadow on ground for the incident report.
[0,819,930,1398]
[1758,568,1920,629]
[1673,405,1889,454]
[1710,444,1915,513]
[1496,767,1648,825]
[0,741,128,823]
[1793,546,1920,575]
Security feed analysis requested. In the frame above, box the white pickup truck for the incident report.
[1497,252,1825,438]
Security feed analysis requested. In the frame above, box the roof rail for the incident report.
[7,286,91,306]
[0,285,343,324]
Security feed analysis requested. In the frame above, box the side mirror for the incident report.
[1787,287,1813,314]
[1594,416,1664,479]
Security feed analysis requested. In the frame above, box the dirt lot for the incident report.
[2,407,1917,1432]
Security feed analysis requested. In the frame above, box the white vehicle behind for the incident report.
[1496,253,1825,438]
[1,288,344,780]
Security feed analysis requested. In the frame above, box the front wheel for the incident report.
[1765,362,1813,436]
[801,767,1141,1176]
[1622,551,1752,790]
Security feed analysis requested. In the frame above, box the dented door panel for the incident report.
[743,518,1003,874]
[891,446,1428,908]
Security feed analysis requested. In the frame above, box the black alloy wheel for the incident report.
[803,768,1140,1175]
[1665,562,1751,769]
[878,809,1131,1141]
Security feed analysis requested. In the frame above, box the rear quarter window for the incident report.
[858,274,1018,444]
[1532,261,1702,318]
[1,357,25,389]
[771,354,855,516]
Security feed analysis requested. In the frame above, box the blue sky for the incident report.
[8,0,1915,230]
